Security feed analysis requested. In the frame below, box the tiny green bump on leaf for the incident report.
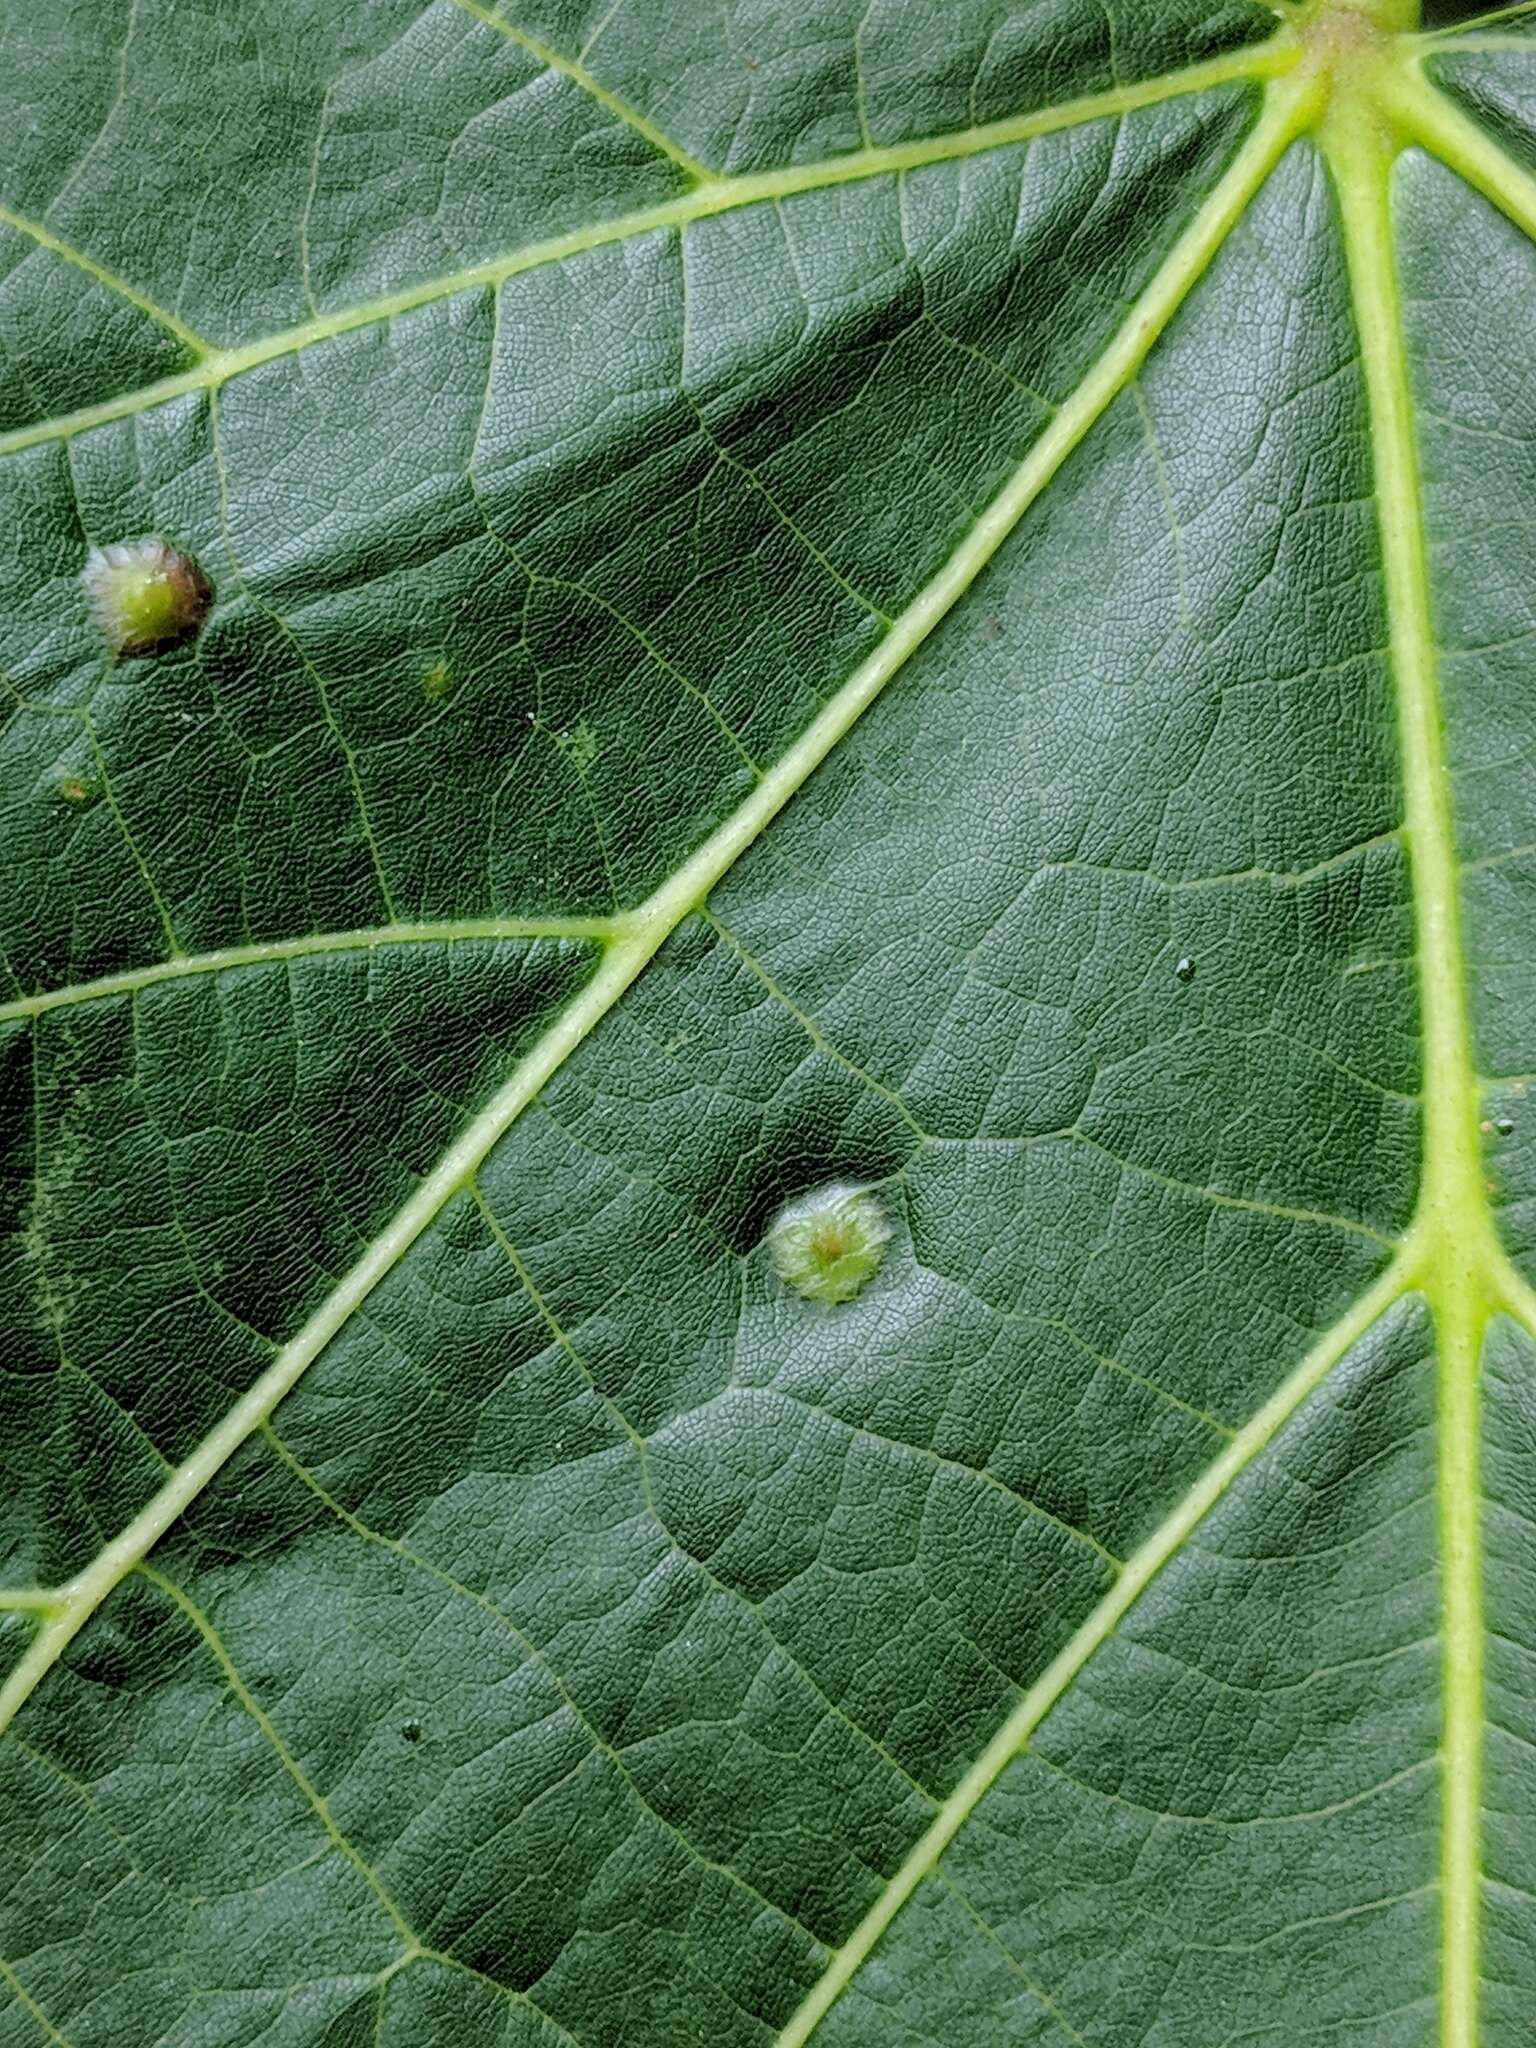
[83,538,212,659]
[768,1182,893,1305]
[421,659,456,702]
[558,715,599,776]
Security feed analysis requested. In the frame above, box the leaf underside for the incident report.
[4,2,1536,2043]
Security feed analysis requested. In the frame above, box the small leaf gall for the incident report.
[84,538,212,659]
[768,1182,893,1306]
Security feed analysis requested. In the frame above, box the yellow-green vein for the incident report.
[0,42,1291,463]
[444,0,714,180]
[1326,79,1496,2048]
[134,1564,588,2048]
[0,70,1315,1743]
[0,203,209,357]
[776,1256,1415,2047]
[0,917,620,1025]
[0,1959,75,2048]
[1385,55,1536,240]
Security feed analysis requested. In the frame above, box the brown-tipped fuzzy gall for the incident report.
[83,538,212,658]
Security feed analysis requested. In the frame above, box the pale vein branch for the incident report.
[1410,0,1536,45]
[258,1418,844,1950]
[1385,56,1536,244]
[0,917,617,1025]
[776,1256,1416,2047]
[0,1958,76,2048]
[444,0,714,179]
[0,69,1315,1744]
[136,1563,418,1948]
[0,203,209,356]
[0,42,1290,463]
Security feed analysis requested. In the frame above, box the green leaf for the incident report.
[3,1,1536,2042]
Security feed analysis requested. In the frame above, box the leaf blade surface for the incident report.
[4,6,1536,2045]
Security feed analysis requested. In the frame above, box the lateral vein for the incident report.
[0,68,1315,1744]
[775,1256,1415,2048]
[443,0,714,180]
[0,202,209,355]
[258,1421,837,1950]
[1410,1,1536,44]
[1384,59,1536,247]
[0,1958,76,2048]
[0,918,619,1024]
[0,42,1290,463]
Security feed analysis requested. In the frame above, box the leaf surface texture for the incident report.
[2,3,1535,2043]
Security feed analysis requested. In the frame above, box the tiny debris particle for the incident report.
[768,1182,893,1306]
[83,537,212,658]
[1174,956,1196,983]
[1496,1117,1516,1137]
[400,1718,422,1743]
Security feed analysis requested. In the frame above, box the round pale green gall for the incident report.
[768,1182,893,1306]
[84,537,212,658]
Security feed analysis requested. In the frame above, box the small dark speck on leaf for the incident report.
[1496,1117,1516,1137]
[1174,957,1196,983]
[400,1718,422,1743]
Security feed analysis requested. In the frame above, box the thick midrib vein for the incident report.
[777,30,1536,2046]
[0,73,1314,1742]
[0,41,1291,462]
[12,22,1536,2046]
[1326,97,1493,2048]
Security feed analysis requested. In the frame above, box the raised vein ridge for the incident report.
[444,0,716,180]
[0,917,622,1024]
[779,11,1536,2036]
[0,67,1312,1743]
[1325,79,1491,2048]
[0,203,208,355]
[775,1256,1417,2047]
[0,43,1288,462]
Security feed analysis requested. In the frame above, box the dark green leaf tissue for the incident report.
[3,2,1535,2041]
